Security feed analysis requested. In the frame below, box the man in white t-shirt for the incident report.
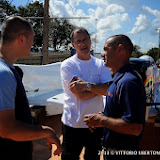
[61,27,112,160]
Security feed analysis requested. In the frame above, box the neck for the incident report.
[112,61,129,75]
[76,52,91,60]
[0,45,15,66]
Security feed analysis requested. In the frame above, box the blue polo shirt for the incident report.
[103,64,146,149]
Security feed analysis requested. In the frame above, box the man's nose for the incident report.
[101,52,105,57]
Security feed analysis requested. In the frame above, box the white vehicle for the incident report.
[15,62,64,116]
[15,56,160,118]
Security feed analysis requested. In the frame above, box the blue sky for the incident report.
[7,0,160,53]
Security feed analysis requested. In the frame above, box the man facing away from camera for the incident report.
[0,16,62,160]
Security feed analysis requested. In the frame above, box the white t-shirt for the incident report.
[61,55,112,128]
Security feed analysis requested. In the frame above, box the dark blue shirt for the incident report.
[103,64,146,149]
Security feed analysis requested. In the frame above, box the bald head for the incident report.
[107,34,133,56]
[1,16,33,44]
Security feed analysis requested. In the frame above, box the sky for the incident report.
[7,0,160,54]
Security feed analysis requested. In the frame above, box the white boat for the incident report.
[15,57,160,118]
[14,62,64,115]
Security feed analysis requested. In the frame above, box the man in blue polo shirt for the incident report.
[84,34,146,160]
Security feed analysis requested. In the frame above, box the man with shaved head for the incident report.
[84,34,146,160]
[0,16,62,160]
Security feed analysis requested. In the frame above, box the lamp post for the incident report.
[95,19,97,54]
[157,28,160,59]
[42,0,49,65]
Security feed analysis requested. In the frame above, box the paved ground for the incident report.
[32,113,103,160]
[32,112,160,160]
[32,114,91,160]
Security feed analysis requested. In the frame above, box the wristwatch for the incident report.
[86,82,92,91]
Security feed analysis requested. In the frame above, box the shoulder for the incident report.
[0,61,17,90]
[91,56,106,68]
[91,56,111,72]
[0,62,15,81]
[91,56,103,64]
[0,62,17,110]
[61,55,76,68]
[119,71,143,88]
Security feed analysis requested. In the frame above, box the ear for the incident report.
[117,44,124,53]
[18,35,26,46]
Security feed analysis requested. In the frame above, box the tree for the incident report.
[0,0,17,40]
[131,45,143,58]
[49,19,75,51]
[17,2,75,50]
[17,1,44,47]
[0,0,17,17]
[1,0,75,51]
[147,47,159,61]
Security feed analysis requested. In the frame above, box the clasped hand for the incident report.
[84,113,103,132]
[68,76,87,93]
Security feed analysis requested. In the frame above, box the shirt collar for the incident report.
[0,58,15,69]
[112,63,133,83]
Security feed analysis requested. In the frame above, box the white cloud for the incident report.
[50,0,67,16]
[106,0,139,11]
[95,7,104,19]
[148,42,157,48]
[80,0,109,6]
[49,0,158,53]
[142,6,160,18]
[142,6,160,29]
[129,14,151,34]
[121,13,129,21]
[105,4,125,15]
[97,15,121,31]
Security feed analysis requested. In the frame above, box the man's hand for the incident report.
[69,76,87,93]
[43,126,62,156]
[84,113,104,129]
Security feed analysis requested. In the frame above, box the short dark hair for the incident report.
[109,34,133,53]
[70,27,90,42]
[1,16,33,44]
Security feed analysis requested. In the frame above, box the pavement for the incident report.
[31,111,160,160]
[32,113,62,160]
[32,113,102,160]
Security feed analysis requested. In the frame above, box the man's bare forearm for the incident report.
[74,91,97,101]
[89,82,110,96]
[84,114,143,136]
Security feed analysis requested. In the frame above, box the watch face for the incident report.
[87,82,91,90]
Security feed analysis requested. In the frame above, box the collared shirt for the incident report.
[103,64,146,149]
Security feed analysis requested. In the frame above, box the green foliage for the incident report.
[49,19,75,50]
[0,0,17,23]
[17,1,44,47]
[131,45,143,58]
[1,0,75,50]
[147,47,159,61]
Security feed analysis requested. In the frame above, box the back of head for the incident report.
[109,34,133,55]
[1,16,33,44]
[70,27,90,42]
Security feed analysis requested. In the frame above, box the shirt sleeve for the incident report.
[60,62,77,92]
[0,70,17,110]
[121,81,145,124]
